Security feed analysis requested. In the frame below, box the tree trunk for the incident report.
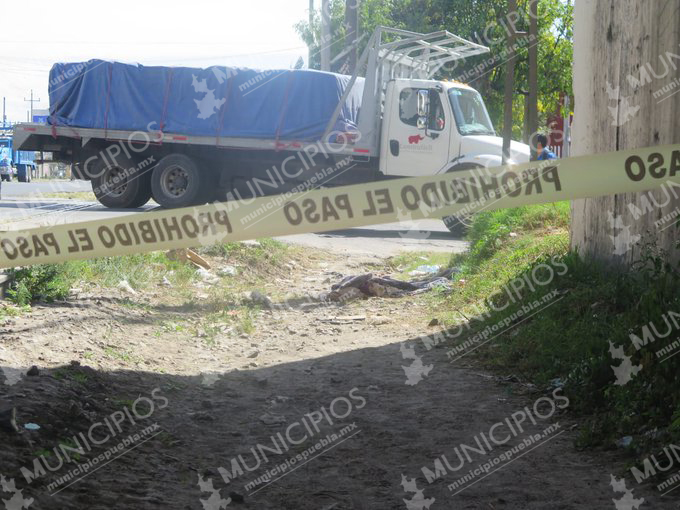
[571,0,680,266]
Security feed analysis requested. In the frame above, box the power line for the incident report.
[23,90,41,121]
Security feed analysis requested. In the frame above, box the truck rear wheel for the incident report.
[151,154,210,209]
[91,156,152,209]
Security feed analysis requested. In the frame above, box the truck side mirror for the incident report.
[416,117,427,130]
[417,89,430,117]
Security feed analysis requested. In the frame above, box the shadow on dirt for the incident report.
[0,333,662,509]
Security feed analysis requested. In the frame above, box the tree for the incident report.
[294,0,573,136]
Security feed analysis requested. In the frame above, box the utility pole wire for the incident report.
[502,0,518,165]
[528,0,538,159]
[23,89,41,122]
[309,0,314,67]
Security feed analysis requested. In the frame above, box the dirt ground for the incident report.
[0,246,669,510]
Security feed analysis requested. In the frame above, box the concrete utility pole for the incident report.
[321,0,331,71]
[527,0,538,159]
[571,1,680,266]
[501,0,518,164]
[24,90,41,122]
[2,97,5,128]
[344,0,360,74]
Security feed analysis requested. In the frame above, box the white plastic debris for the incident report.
[197,268,219,285]
[409,265,441,276]
[117,280,137,295]
[218,266,237,277]
[616,436,633,448]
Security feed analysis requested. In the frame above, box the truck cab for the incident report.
[380,79,530,177]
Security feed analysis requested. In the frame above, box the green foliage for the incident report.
[198,238,290,269]
[64,252,196,290]
[294,0,574,136]
[7,265,73,305]
[5,250,199,306]
[433,204,569,324]
[446,208,680,452]
[463,202,569,266]
[474,243,680,450]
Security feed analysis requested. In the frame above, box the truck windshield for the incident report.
[448,88,495,136]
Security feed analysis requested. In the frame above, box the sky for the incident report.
[0,0,311,123]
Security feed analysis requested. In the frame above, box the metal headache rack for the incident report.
[373,27,490,80]
[324,26,490,152]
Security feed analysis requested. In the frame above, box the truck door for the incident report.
[380,83,451,176]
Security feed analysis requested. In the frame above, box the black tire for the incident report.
[91,155,152,209]
[151,154,211,208]
[441,162,486,237]
[442,215,469,237]
[18,169,30,183]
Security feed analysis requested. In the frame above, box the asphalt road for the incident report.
[0,180,468,257]
[0,179,91,197]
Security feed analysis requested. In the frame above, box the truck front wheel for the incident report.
[151,154,210,209]
[91,156,152,209]
[442,215,469,237]
[441,163,484,237]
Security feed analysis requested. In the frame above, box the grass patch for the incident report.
[4,239,306,352]
[472,244,680,451]
[4,238,297,305]
[198,238,291,273]
[53,366,89,384]
[433,203,570,324]
[238,308,257,335]
[155,319,187,337]
[435,202,680,453]
[66,252,197,290]
[103,347,139,364]
[460,202,569,269]
[0,303,31,321]
[5,252,196,305]
[7,265,73,305]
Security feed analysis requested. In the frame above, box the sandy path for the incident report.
[0,251,667,509]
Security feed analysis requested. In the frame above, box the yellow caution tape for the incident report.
[1,144,679,268]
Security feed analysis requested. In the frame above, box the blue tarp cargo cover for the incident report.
[48,60,364,141]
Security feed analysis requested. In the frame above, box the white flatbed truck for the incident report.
[13,27,530,233]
